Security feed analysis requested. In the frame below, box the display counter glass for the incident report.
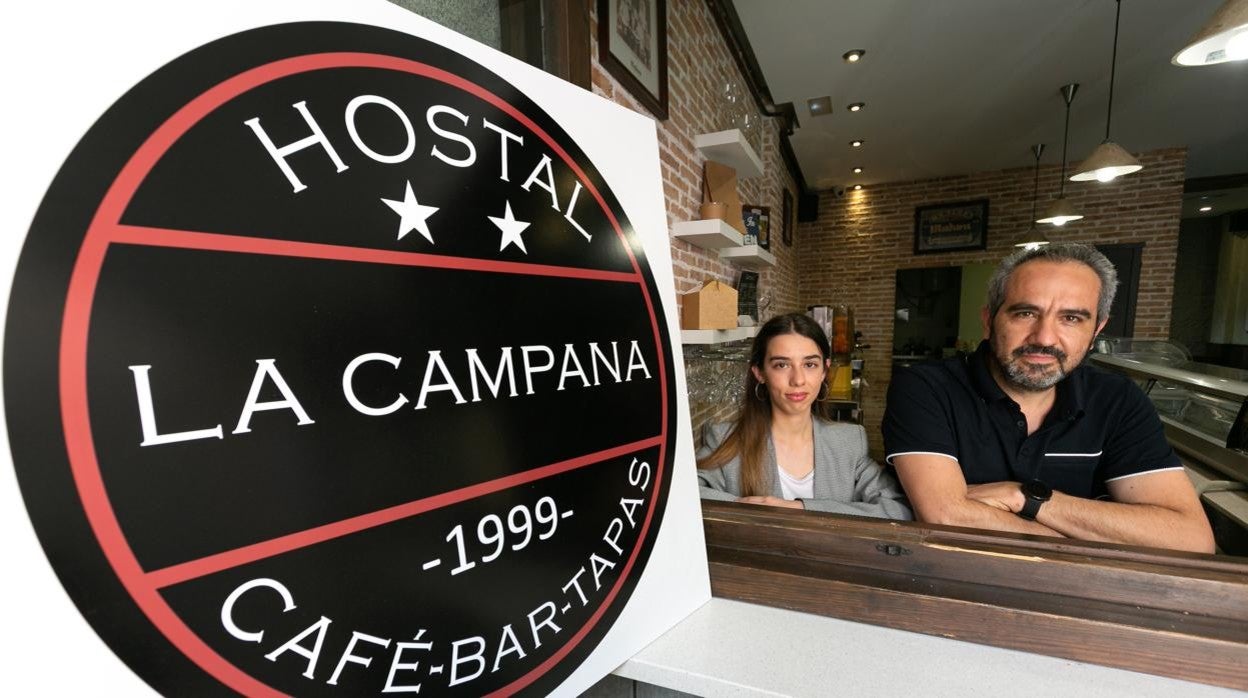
[1089,341,1248,481]
[1089,342,1248,555]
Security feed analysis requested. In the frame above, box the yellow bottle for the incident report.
[827,362,853,399]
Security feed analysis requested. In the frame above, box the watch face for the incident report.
[1023,480,1052,501]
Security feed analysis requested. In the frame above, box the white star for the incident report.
[489,201,531,254]
[381,181,439,244]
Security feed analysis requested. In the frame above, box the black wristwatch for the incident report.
[1018,480,1052,521]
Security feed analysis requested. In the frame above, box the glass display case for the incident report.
[1090,348,1248,475]
[1090,343,1248,554]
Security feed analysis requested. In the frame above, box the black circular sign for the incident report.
[5,22,676,696]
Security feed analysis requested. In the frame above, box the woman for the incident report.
[697,313,911,520]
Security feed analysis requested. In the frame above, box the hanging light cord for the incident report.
[1105,0,1122,142]
[1060,97,1071,197]
[1032,151,1042,221]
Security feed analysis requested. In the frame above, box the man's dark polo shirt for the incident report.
[882,341,1181,499]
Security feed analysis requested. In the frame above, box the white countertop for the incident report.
[614,598,1241,698]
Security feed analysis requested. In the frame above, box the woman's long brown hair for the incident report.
[696,313,832,496]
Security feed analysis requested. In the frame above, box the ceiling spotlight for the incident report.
[850,140,864,147]
[852,167,863,174]
[852,184,863,191]
[807,96,834,117]
[843,49,866,63]
[1200,205,1214,212]
[847,102,865,112]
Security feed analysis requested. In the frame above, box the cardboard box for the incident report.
[681,279,738,330]
[702,161,746,235]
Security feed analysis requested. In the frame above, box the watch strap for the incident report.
[1019,496,1043,521]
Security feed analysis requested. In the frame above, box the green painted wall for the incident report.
[958,262,994,348]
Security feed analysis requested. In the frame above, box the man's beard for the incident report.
[990,337,1073,391]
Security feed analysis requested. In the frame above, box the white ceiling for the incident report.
[733,0,1248,191]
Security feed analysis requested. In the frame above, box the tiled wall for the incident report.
[796,147,1186,456]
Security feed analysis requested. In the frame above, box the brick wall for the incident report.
[589,2,801,437]
[797,148,1186,457]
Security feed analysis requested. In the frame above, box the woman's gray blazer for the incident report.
[696,418,912,520]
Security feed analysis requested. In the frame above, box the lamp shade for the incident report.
[1012,227,1051,249]
[1076,2,1143,183]
[1070,141,1142,182]
[1173,0,1248,66]
[1037,196,1083,226]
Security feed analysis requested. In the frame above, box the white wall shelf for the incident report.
[718,244,776,270]
[672,219,743,250]
[680,326,759,345]
[695,130,763,179]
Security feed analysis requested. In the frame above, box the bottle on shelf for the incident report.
[808,303,855,402]
[827,303,855,400]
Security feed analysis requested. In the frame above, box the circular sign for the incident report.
[4,22,676,696]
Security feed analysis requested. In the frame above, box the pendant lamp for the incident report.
[1037,84,1084,226]
[1014,144,1052,248]
[1072,0,1142,182]
[1173,0,1248,66]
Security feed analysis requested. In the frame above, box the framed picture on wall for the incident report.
[782,189,794,247]
[914,199,989,254]
[597,0,668,120]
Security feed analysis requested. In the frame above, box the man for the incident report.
[882,243,1214,553]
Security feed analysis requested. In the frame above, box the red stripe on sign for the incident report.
[145,436,663,589]
[110,224,643,284]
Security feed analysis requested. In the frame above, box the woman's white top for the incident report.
[776,464,813,500]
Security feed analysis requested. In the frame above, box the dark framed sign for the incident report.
[781,189,794,247]
[1093,242,1143,339]
[597,0,668,120]
[914,199,988,254]
[736,270,759,322]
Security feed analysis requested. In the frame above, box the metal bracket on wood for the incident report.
[875,543,911,557]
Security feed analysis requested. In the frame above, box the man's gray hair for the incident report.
[986,243,1118,324]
